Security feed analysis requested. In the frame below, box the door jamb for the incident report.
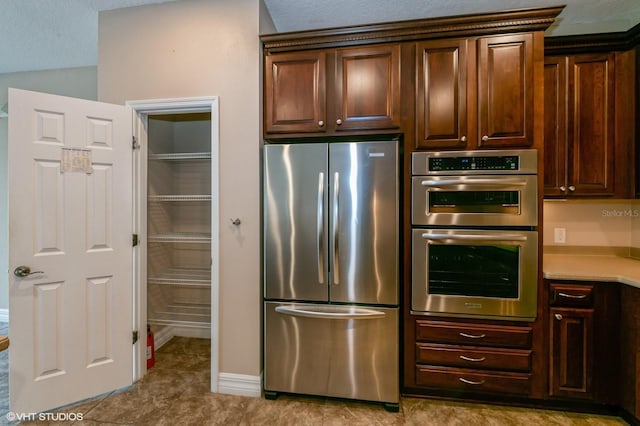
[126,97,220,392]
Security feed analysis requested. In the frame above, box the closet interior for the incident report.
[146,112,212,345]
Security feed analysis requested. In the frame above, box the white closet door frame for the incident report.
[127,97,220,391]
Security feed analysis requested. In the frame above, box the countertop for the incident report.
[543,253,640,289]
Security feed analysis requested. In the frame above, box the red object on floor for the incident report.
[146,325,155,369]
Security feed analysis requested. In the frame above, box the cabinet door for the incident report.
[477,34,534,148]
[334,44,400,131]
[550,307,594,399]
[543,56,568,196]
[264,51,326,134]
[620,285,640,418]
[567,53,615,196]
[415,39,468,149]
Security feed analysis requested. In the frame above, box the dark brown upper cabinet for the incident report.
[477,33,534,148]
[264,51,327,134]
[264,44,400,137]
[334,45,401,132]
[544,51,635,198]
[416,34,536,150]
[415,39,469,149]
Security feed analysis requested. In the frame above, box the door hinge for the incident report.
[132,136,140,150]
[132,234,139,247]
[133,330,139,344]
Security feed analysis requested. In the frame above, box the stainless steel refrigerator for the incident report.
[263,140,399,410]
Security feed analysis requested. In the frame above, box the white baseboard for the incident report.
[152,325,210,350]
[149,325,260,398]
[217,372,262,398]
[152,325,174,350]
[0,309,9,323]
[171,325,210,339]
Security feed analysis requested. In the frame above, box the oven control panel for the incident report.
[412,149,537,175]
[429,155,518,172]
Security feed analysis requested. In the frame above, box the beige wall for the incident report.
[98,0,266,378]
[543,199,640,248]
[633,206,640,248]
[0,66,97,312]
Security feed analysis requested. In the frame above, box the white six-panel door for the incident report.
[8,88,133,414]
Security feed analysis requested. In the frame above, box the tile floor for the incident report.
[0,334,630,425]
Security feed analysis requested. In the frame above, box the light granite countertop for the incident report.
[543,253,640,289]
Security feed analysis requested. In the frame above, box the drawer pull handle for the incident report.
[459,332,486,339]
[459,355,486,362]
[459,377,485,385]
[558,292,588,299]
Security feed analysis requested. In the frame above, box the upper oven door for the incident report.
[411,174,537,227]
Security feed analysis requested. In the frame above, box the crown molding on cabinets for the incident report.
[545,21,640,54]
[261,6,564,53]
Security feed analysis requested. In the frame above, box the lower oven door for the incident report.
[411,229,538,321]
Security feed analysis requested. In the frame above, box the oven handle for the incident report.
[420,178,527,187]
[421,233,528,242]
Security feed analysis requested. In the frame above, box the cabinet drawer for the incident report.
[415,320,532,348]
[416,343,532,372]
[416,365,532,395]
[549,283,594,308]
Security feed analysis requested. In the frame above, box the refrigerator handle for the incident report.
[275,306,386,320]
[317,172,325,284]
[332,172,340,285]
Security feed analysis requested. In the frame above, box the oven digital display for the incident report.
[429,155,519,172]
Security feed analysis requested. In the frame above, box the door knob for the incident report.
[14,266,44,278]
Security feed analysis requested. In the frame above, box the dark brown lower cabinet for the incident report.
[416,366,532,395]
[549,307,594,399]
[405,280,639,423]
[410,319,535,397]
[546,280,620,406]
[620,284,640,419]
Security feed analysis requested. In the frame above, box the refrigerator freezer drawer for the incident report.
[264,302,399,403]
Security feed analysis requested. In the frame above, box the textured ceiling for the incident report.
[1,0,640,74]
[0,0,176,74]
[264,0,640,36]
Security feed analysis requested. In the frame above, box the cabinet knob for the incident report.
[318,120,324,127]
[568,185,576,192]
[559,186,567,192]
[481,135,489,142]
[336,119,343,126]
[460,136,467,143]
[554,313,563,321]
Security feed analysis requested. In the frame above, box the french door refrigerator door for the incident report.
[329,141,399,305]
[264,302,399,403]
[264,143,329,302]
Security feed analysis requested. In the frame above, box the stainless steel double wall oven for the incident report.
[411,149,538,321]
